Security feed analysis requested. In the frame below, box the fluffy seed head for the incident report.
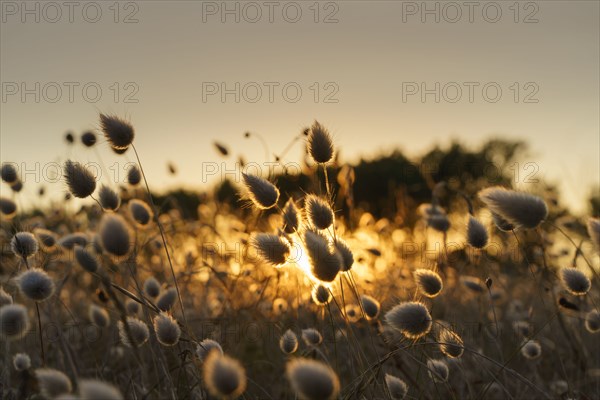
[98,185,120,211]
[413,269,443,298]
[13,353,31,371]
[127,165,141,186]
[75,246,99,273]
[305,195,334,230]
[0,304,29,339]
[478,186,548,230]
[467,216,488,249]
[81,131,97,147]
[242,173,279,209]
[58,232,88,250]
[587,218,600,251]
[301,328,323,346]
[282,198,299,233]
[35,368,72,398]
[286,358,340,400]
[280,329,299,354]
[307,121,334,164]
[427,214,450,233]
[0,286,12,306]
[203,352,247,399]
[196,339,223,362]
[0,197,17,218]
[154,313,181,346]
[143,277,161,298]
[251,233,291,266]
[125,299,140,315]
[100,113,135,150]
[64,160,96,198]
[461,276,485,293]
[491,212,515,232]
[118,317,149,347]
[345,304,361,323]
[11,232,38,259]
[17,268,54,302]
[427,359,449,383]
[99,214,132,258]
[89,305,110,328]
[560,268,591,296]
[521,340,542,359]
[385,302,432,339]
[34,228,57,252]
[1,163,18,184]
[157,288,177,312]
[584,310,600,333]
[360,295,381,320]
[312,284,332,305]
[304,230,341,282]
[128,199,153,227]
[79,379,124,400]
[439,328,464,358]
[385,374,408,400]
[333,238,354,271]
[213,142,229,157]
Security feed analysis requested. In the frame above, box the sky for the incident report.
[1,0,599,213]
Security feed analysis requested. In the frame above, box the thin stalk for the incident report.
[131,144,189,335]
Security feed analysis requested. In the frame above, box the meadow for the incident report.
[1,115,599,400]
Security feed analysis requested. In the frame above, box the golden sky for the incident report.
[1,1,599,213]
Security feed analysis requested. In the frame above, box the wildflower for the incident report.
[360,295,381,320]
[301,328,323,346]
[127,165,141,186]
[305,195,334,230]
[196,339,223,362]
[385,302,432,339]
[34,228,58,252]
[242,173,279,209]
[439,328,464,358]
[81,131,97,147]
[286,358,340,400]
[64,160,96,198]
[413,269,443,298]
[1,163,18,184]
[521,340,542,359]
[333,238,354,271]
[307,121,334,164]
[98,185,120,211]
[99,214,132,258]
[74,246,99,273]
[312,284,332,305]
[100,113,135,150]
[129,199,153,227]
[16,268,54,302]
[0,197,17,218]
[35,369,72,398]
[156,288,177,312]
[118,317,149,347]
[251,233,291,266]
[478,186,548,229]
[467,216,488,249]
[203,352,247,399]
[13,353,31,371]
[11,232,38,259]
[304,230,341,282]
[560,267,591,296]
[280,329,299,354]
[385,374,408,399]
[79,379,124,400]
[427,359,449,382]
[143,277,161,298]
[282,198,300,233]
[89,305,110,328]
[153,313,181,346]
[0,304,29,340]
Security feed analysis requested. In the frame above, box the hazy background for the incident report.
[1,0,598,213]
